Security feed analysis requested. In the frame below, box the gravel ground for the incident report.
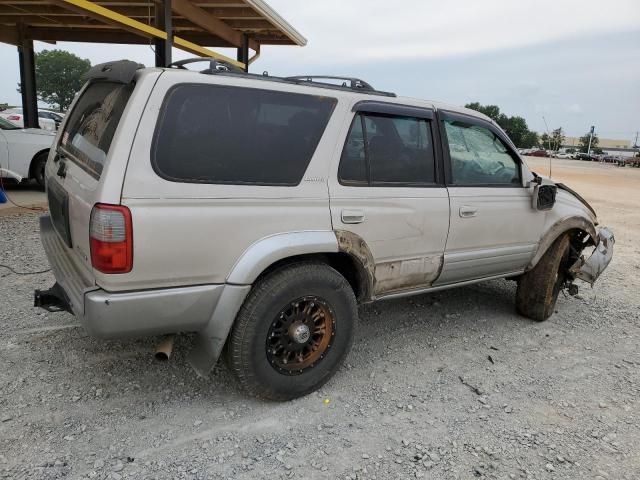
[1,160,639,480]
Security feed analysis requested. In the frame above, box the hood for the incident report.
[531,171,598,219]
[555,182,597,218]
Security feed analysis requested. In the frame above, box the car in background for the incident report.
[555,152,574,159]
[0,108,63,131]
[575,152,599,161]
[0,116,55,188]
[529,149,549,157]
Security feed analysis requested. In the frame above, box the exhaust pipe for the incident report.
[155,336,174,361]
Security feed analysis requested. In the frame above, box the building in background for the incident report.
[561,136,637,157]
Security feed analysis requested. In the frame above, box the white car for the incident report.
[555,152,574,159]
[0,108,63,131]
[0,116,55,188]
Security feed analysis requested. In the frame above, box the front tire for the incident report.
[227,262,357,401]
[516,234,571,321]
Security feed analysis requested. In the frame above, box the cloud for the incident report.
[265,0,640,64]
[567,104,583,114]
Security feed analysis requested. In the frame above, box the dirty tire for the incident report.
[31,152,48,190]
[516,234,570,321]
[227,262,357,401]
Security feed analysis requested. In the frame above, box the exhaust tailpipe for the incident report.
[155,336,174,361]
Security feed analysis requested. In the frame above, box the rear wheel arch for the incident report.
[226,231,375,303]
[252,251,372,304]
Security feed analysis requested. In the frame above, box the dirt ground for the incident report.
[1,158,639,480]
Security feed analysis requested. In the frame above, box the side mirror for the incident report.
[532,184,557,211]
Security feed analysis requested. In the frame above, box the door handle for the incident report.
[459,205,478,218]
[341,209,365,224]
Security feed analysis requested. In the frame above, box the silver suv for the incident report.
[35,59,614,400]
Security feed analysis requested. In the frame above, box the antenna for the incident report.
[542,116,552,178]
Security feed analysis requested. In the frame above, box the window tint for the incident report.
[60,81,133,179]
[339,113,436,186]
[153,84,337,186]
[444,119,520,185]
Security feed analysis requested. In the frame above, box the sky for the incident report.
[1,0,639,140]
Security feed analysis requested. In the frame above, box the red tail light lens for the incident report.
[7,115,20,121]
[89,204,133,274]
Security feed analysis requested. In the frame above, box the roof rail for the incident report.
[169,57,244,74]
[166,57,396,97]
[284,75,394,96]
[285,75,374,90]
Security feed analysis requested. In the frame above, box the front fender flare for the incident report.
[527,215,597,270]
[226,231,339,285]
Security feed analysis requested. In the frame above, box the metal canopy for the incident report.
[0,0,306,127]
[0,0,306,51]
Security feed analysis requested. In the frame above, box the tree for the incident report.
[464,102,538,148]
[578,131,599,153]
[540,133,551,150]
[551,127,565,151]
[18,50,91,112]
[464,102,501,122]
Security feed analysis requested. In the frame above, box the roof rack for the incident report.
[169,57,244,74]
[166,58,396,97]
[285,75,374,90]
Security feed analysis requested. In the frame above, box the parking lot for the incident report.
[1,158,639,480]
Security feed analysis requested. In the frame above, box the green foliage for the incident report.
[551,127,565,151]
[19,50,91,112]
[464,102,539,148]
[578,131,599,153]
[540,133,551,149]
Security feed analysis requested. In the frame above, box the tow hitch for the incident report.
[34,283,72,313]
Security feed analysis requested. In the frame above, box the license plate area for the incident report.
[47,179,72,248]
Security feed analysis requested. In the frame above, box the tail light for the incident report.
[89,204,133,274]
[7,115,20,121]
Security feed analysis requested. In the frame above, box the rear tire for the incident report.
[516,234,570,321]
[227,262,357,401]
[31,152,48,190]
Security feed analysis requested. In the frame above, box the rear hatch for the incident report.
[45,61,145,285]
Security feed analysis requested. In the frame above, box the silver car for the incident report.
[35,60,614,400]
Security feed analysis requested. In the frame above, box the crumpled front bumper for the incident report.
[569,226,615,285]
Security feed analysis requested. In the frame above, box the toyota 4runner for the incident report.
[34,59,614,400]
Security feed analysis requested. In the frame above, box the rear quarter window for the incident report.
[152,84,337,186]
[60,81,133,179]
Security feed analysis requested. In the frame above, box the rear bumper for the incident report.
[570,226,615,285]
[37,214,248,339]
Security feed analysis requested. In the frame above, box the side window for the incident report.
[153,84,337,186]
[339,112,436,186]
[444,119,520,185]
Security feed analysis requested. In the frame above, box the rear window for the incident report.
[152,84,337,186]
[60,81,133,179]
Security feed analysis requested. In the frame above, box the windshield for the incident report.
[0,117,20,130]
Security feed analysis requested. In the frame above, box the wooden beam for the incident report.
[45,0,246,67]
[0,25,19,45]
[168,0,242,47]
[49,0,167,38]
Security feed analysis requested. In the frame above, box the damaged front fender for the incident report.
[569,226,615,286]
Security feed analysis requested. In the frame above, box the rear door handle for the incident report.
[459,205,478,218]
[341,209,365,224]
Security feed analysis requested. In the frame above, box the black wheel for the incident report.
[31,152,48,190]
[227,262,357,401]
[516,234,571,321]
